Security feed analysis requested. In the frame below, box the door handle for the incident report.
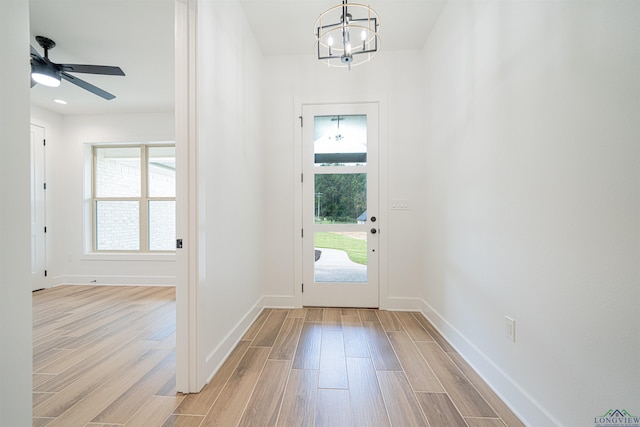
[370,228,377,234]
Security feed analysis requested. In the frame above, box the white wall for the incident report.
[420,1,640,425]
[28,110,177,287]
[0,0,32,424]
[261,50,428,308]
[194,0,265,386]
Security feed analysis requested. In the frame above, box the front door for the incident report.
[302,103,379,307]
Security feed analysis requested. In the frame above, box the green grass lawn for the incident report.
[315,232,367,265]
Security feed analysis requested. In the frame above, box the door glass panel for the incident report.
[148,146,176,197]
[95,201,140,250]
[148,201,176,251]
[95,147,141,197]
[314,173,367,224]
[314,115,367,166]
[314,232,367,283]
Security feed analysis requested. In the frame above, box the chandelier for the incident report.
[314,0,381,69]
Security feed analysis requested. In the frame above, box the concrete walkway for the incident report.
[314,247,367,282]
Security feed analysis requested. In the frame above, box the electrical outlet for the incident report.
[505,316,516,342]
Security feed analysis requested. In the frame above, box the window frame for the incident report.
[91,143,176,253]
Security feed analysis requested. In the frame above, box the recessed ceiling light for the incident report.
[54,99,67,105]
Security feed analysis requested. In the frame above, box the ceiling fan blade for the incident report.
[59,64,125,76]
[30,45,43,60]
[60,72,116,100]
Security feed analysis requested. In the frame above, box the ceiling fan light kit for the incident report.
[314,0,380,70]
[30,35,125,100]
[31,62,61,87]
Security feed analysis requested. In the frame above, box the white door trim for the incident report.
[30,124,47,291]
[175,0,199,393]
[293,97,388,309]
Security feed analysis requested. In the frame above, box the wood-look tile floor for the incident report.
[33,286,524,427]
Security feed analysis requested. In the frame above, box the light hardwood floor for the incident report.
[33,286,524,427]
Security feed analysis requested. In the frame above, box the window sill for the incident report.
[80,252,176,262]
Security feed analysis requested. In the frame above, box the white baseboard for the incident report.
[260,294,297,308]
[49,275,176,287]
[253,294,426,311]
[257,295,423,311]
[418,299,559,427]
[382,296,424,311]
[202,298,264,386]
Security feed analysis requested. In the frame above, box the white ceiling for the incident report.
[29,0,175,116]
[239,0,447,55]
[30,0,446,116]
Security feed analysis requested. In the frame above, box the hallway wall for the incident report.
[194,0,265,387]
[0,0,32,424]
[419,1,640,425]
[261,50,428,308]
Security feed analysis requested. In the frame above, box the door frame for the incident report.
[30,123,47,291]
[293,97,389,309]
[301,103,379,307]
[175,0,199,393]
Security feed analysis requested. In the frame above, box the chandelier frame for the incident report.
[314,1,381,69]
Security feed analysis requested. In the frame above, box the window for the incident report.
[92,144,176,252]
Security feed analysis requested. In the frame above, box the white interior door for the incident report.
[30,124,46,291]
[302,103,379,307]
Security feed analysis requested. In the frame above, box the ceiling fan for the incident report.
[30,35,125,100]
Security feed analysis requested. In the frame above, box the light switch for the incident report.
[391,199,410,210]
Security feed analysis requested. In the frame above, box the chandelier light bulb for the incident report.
[328,36,334,46]
[361,30,367,41]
